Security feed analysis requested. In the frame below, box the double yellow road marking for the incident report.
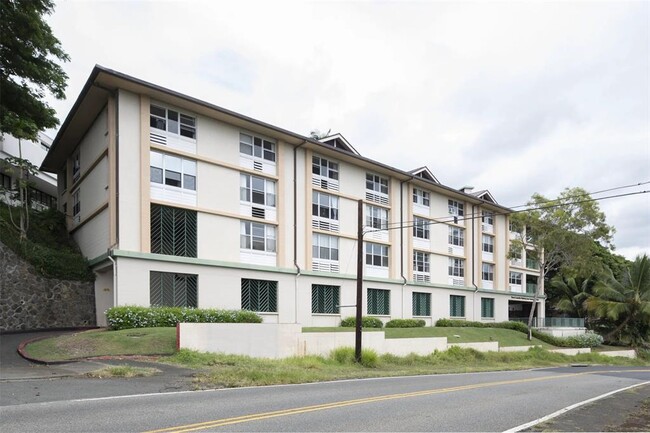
[144,369,649,433]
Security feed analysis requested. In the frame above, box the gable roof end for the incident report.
[408,166,440,184]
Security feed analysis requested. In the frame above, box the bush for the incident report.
[106,306,262,330]
[330,347,379,368]
[340,316,384,328]
[385,319,426,328]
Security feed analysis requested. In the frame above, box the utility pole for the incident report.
[355,199,363,363]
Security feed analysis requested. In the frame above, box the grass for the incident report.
[23,327,177,362]
[303,326,554,348]
[86,365,161,378]
[164,346,649,389]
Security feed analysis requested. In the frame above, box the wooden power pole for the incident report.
[355,199,363,363]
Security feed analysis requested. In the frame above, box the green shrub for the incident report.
[385,319,426,328]
[340,316,384,328]
[106,306,263,330]
[330,347,379,368]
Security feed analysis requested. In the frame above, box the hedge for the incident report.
[106,306,263,330]
[385,319,426,328]
[340,316,384,328]
[434,319,603,348]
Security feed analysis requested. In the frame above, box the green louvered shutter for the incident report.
[367,288,390,315]
[151,204,197,257]
[481,298,494,319]
[241,279,277,312]
[450,295,465,318]
[412,292,431,316]
[150,271,198,307]
[311,285,340,314]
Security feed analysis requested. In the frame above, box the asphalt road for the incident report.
[1,366,648,432]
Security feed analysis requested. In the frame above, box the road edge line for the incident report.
[503,380,650,433]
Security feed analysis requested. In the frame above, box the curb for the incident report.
[17,335,79,365]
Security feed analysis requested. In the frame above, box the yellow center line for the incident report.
[143,369,649,433]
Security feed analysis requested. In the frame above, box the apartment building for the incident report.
[1,133,57,210]
[41,66,543,327]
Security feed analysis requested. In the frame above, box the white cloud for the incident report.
[44,0,649,260]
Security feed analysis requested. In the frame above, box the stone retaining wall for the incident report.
[0,242,96,332]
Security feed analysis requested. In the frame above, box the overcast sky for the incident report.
[44,0,649,260]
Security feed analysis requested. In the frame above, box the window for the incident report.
[511,248,522,260]
[509,271,522,285]
[312,284,340,314]
[482,234,494,253]
[412,292,431,316]
[448,199,464,217]
[72,150,80,182]
[413,217,430,239]
[312,233,339,261]
[312,156,338,180]
[239,133,275,162]
[241,278,277,312]
[413,251,430,273]
[413,188,430,206]
[366,243,389,267]
[482,263,494,281]
[482,211,494,225]
[368,288,390,315]
[366,205,388,230]
[1,173,12,190]
[61,166,67,191]
[366,173,388,194]
[312,191,339,220]
[509,220,522,233]
[450,295,465,318]
[151,204,197,257]
[150,105,196,139]
[150,151,196,191]
[29,189,57,208]
[240,174,276,207]
[448,258,465,277]
[481,298,495,319]
[150,271,197,307]
[240,221,276,252]
[72,189,81,218]
[448,226,464,246]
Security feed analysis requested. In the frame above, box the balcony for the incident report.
[511,317,585,328]
[526,258,539,269]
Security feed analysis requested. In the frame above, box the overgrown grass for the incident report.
[0,206,93,280]
[86,365,161,378]
[22,328,177,361]
[303,326,554,348]
[163,346,649,389]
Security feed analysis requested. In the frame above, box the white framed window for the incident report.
[366,205,388,230]
[511,248,522,260]
[72,150,80,182]
[509,271,522,285]
[509,220,522,233]
[312,191,339,220]
[413,216,430,239]
[413,251,430,273]
[150,105,196,139]
[365,243,388,267]
[240,174,276,207]
[239,133,275,162]
[72,188,80,219]
[312,233,339,261]
[448,226,464,246]
[413,188,430,206]
[448,258,464,277]
[448,199,464,217]
[150,151,196,191]
[482,263,494,281]
[366,173,388,194]
[482,211,494,225]
[312,156,339,180]
[482,234,494,253]
[240,221,276,252]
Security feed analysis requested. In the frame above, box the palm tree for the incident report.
[550,274,592,319]
[587,254,650,345]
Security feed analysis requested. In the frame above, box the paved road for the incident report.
[1,366,648,432]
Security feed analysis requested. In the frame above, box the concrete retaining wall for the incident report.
[550,348,591,355]
[599,350,636,359]
[500,345,538,352]
[538,327,586,337]
[448,342,500,352]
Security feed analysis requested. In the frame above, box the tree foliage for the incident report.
[0,0,69,140]
[587,254,650,346]
[509,187,615,338]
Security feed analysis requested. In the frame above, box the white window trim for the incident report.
[448,226,465,246]
[366,205,388,230]
[239,132,276,163]
[312,191,339,221]
[312,233,339,261]
[240,173,276,208]
[448,199,464,217]
[448,257,465,277]
[413,216,430,240]
[150,151,197,192]
[150,104,197,140]
[413,188,430,206]
[240,221,277,253]
[482,263,495,281]
[365,242,389,268]
[312,155,339,181]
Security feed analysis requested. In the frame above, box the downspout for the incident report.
[400,176,414,317]
[471,203,479,321]
[293,140,308,323]
[108,250,117,308]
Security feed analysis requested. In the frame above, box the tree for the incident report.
[0,0,69,140]
[1,145,39,242]
[309,129,331,140]
[509,187,615,339]
[587,254,650,346]
[549,274,593,320]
